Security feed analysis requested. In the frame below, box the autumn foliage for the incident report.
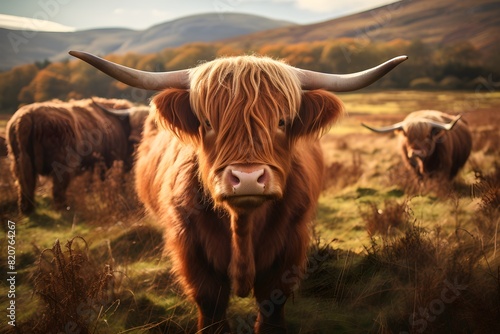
[0,39,497,113]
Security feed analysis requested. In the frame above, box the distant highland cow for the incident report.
[70,50,406,333]
[6,98,149,214]
[362,110,472,180]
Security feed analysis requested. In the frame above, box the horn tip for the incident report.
[69,50,87,59]
[393,55,409,64]
[69,50,93,60]
[361,123,374,131]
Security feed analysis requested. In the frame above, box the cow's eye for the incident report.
[278,118,286,128]
[205,120,212,129]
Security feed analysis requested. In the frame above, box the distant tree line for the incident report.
[0,39,498,113]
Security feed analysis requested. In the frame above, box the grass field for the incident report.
[0,90,499,333]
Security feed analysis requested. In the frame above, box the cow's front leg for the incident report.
[52,173,70,210]
[254,278,289,334]
[195,290,231,334]
[18,173,36,214]
[173,245,231,333]
[254,294,287,334]
[13,157,36,214]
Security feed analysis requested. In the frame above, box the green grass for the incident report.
[1,90,499,333]
[336,90,500,116]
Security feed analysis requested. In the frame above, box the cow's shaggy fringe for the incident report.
[23,237,117,334]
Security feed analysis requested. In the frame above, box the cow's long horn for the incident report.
[71,51,406,92]
[362,113,462,134]
[91,98,131,117]
[69,51,189,90]
[425,114,463,131]
[361,121,405,133]
[297,56,408,92]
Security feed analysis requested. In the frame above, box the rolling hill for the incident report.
[1,0,499,71]
[0,13,294,71]
[224,0,500,54]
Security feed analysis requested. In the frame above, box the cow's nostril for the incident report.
[229,172,240,186]
[257,169,267,185]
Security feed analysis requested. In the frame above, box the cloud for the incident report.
[151,9,171,19]
[111,8,170,21]
[111,7,169,18]
[0,14,75,32]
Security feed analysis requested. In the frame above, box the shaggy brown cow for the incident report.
[362,110,472,180]
[6,97,149,214]
[70,51,406,333]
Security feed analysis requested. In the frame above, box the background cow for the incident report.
[362,110,472,180]
[70,50,406,333]
[6,97,149,214]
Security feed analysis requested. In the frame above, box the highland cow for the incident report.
[70,50,406,333]
[362,110,472,180]
[6,98,149,214]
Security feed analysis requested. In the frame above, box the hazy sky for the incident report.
[0,0,398,31]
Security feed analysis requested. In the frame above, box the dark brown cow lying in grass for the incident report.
[6,98,148,214]
[362,110,472,180]
[70,50,406,333]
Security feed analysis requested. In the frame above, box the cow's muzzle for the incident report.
[230,168,267,195]
[408,156,425,177]
[221,164,278,208]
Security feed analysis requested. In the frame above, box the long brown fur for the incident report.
[135,55,344,333]
[0,136,7,157]
[6,97,148,214]
[398,110,472,180]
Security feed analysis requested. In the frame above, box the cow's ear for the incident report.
[152,88,200,141]
[291,90,344,138]
[431,127,446,141]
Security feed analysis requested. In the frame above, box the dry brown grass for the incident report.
[470,163,500,245]
[0,153,143,225]
[1,92,498,333]
[385,162,463,198]
[23,237,117,334]
[0,157,18,221]
[474,163,500,213]
[323,151,363,191]
[309,104,500,331]
[360,213,500,333]
[360,198,412,237]
[66,161,144,224]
